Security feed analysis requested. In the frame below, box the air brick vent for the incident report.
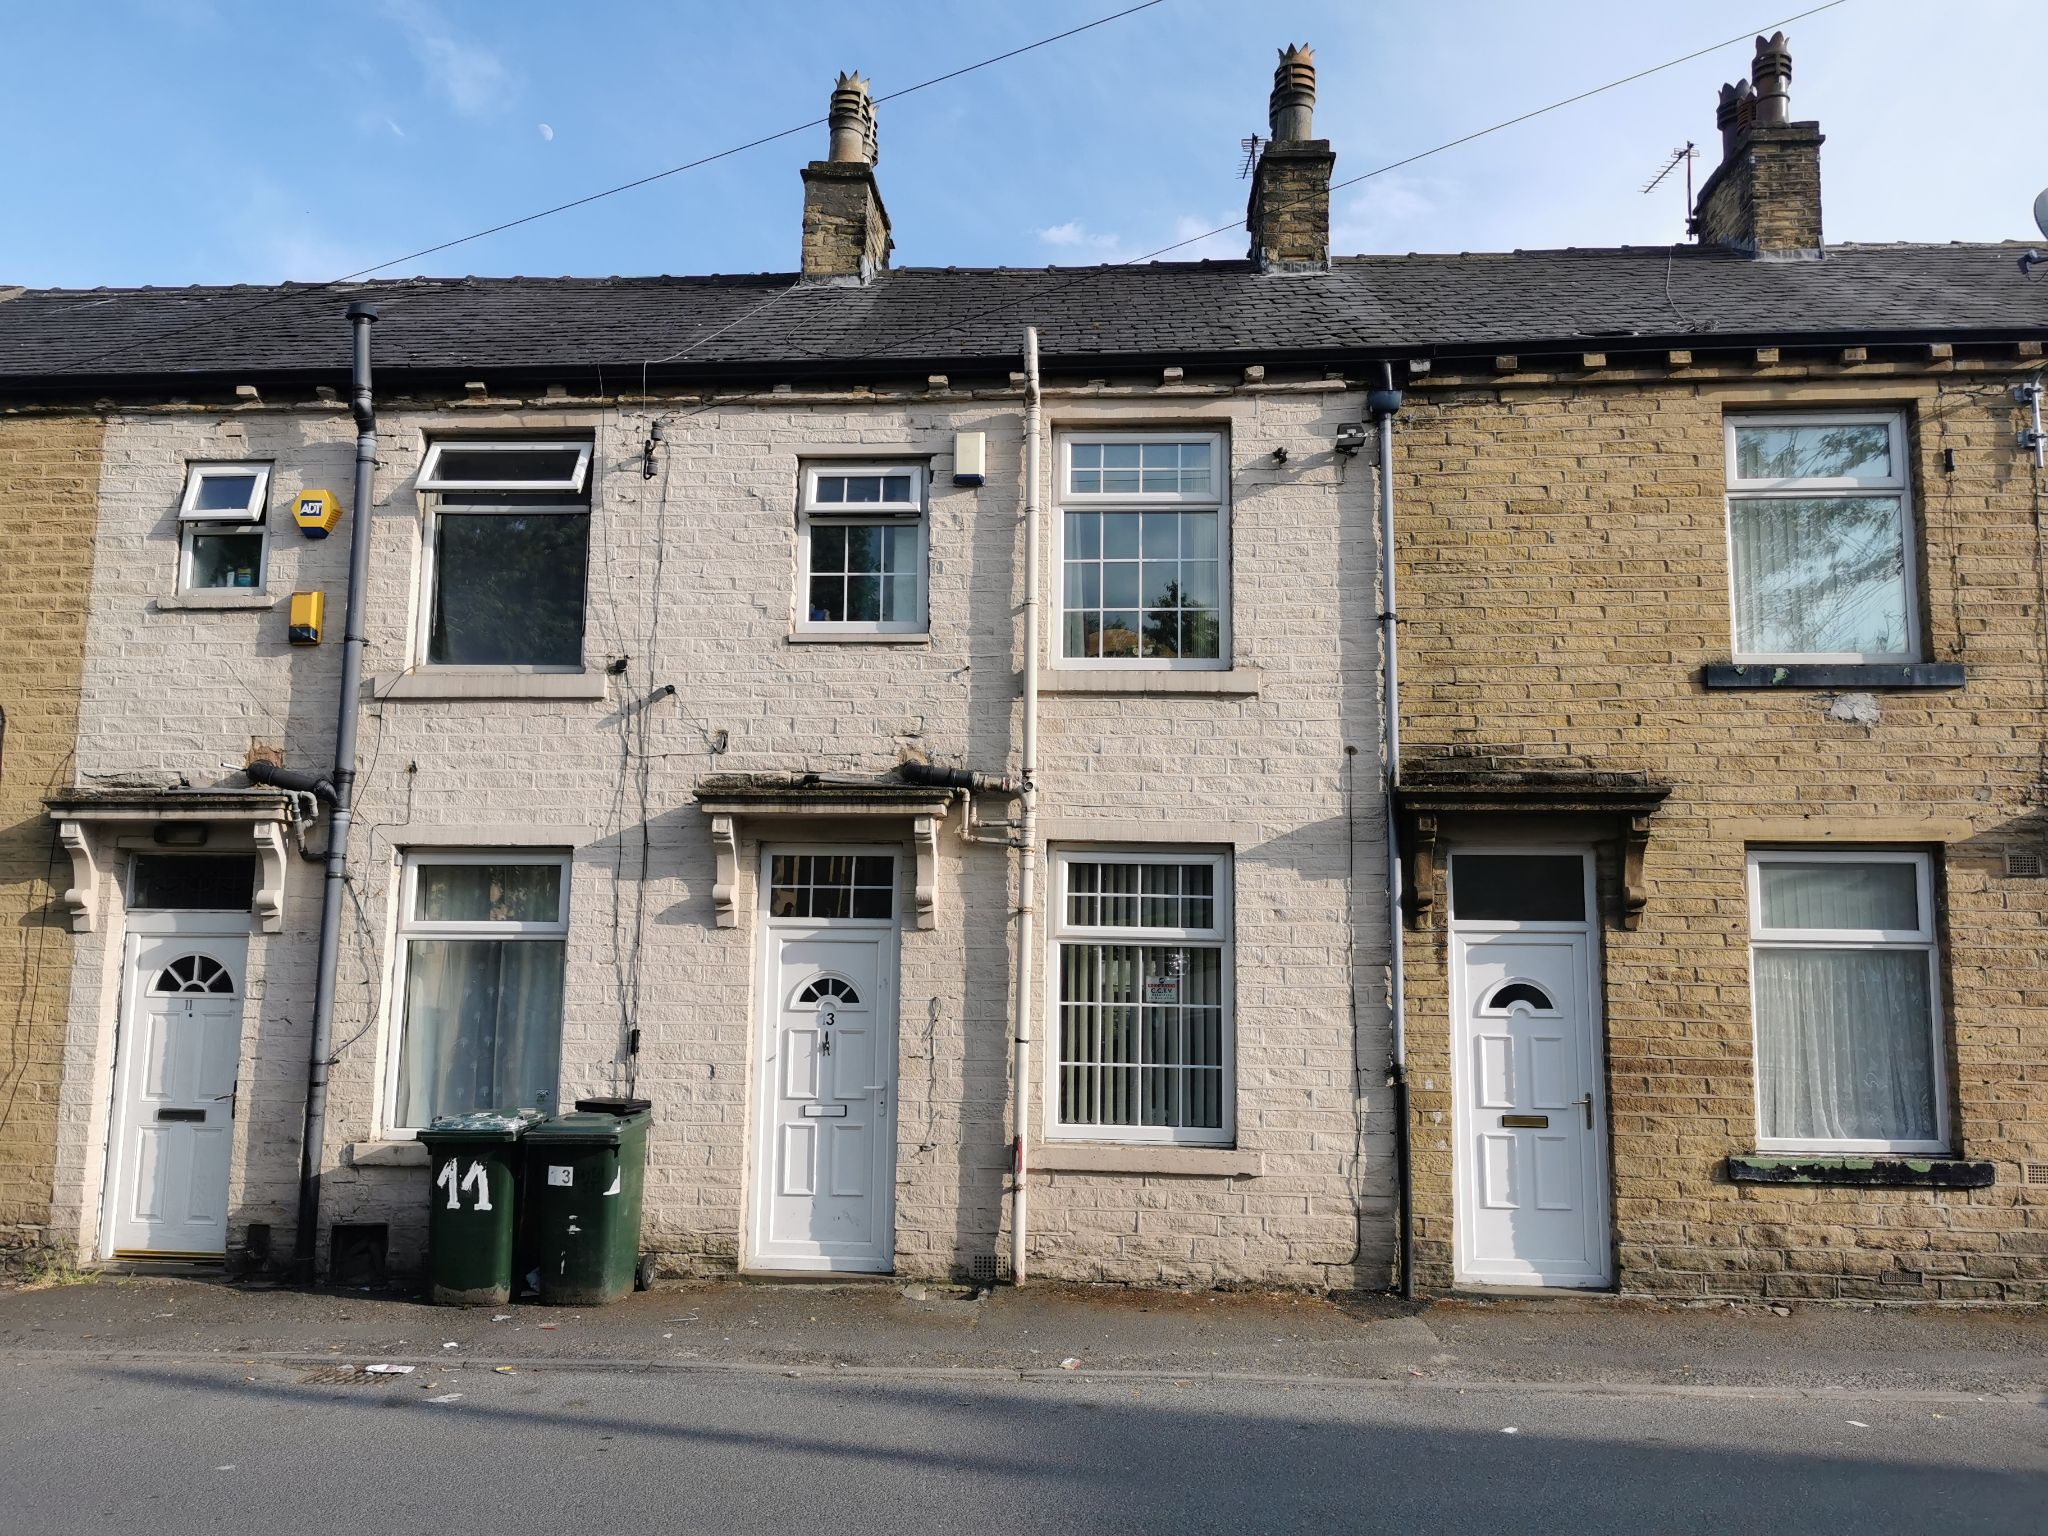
[2002,850,2044,878]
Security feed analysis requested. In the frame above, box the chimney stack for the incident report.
[1692,32,1823,256]
[801,72,892,282]
[1246,44,1334,273]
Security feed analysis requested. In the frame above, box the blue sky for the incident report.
[3,0,2042,289]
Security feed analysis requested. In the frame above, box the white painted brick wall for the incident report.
[58,385,1393,1289]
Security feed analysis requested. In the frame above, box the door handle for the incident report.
[1575,1094,1593,1129]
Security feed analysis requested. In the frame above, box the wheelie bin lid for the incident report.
[526,1108,650,1144]
[575,1096,651,1116]
[421,1108,547,1143]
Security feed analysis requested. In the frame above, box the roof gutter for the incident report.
[9,327,2045,404]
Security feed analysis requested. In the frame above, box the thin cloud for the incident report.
[1330,172,1446,254]
[1165,214,1242,262]
[1037,220,1122,252]
[384,0,513,117]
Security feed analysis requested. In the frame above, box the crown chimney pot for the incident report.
[1269,42,1316,142]
[1751,31,1792,127]
[827,71,877,165]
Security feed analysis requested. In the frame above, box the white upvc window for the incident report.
[1049,848,1234,1145]
[387,852,570,1134]
[418,440,591,494]
[1056,432,1228,669]
[797,462,927,634]
[1746,849,1948,1154]
[1724,412,1919,663]
[176,461,270,592]
[417,438,592,669]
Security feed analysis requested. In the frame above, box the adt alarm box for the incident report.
[292,489,343,538]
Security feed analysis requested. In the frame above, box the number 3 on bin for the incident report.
[435,1157,494,1212]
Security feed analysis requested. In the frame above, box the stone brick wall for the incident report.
[1246,143,1333,272]
[54,381,1392,1289]
[1396,365,2048,1300]
[0,413,100,1267]
[800,163,892,279]
[1693,124,1823,254]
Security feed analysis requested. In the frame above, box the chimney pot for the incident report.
[1268,43,1316,142]
[1751,31,1792,127]
[827,71,877,165]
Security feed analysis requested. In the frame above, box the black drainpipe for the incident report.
[293,302,377,1279]
[1369,367,1413,1301]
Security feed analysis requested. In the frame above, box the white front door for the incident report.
[1451,855,1610,1288]
[104,934,247,1259]
[750,852,899,1273]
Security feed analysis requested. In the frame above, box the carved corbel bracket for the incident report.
[912,814,939,930]
[1620,813,1653,931]
[252,823,286,934]
[710,815,739,928]
[1405,813,1440,929]
[56,820,96,933]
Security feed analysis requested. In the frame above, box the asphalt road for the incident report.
[2,1357,2042,1535]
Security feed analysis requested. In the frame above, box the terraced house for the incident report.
[0,35,2042,1301]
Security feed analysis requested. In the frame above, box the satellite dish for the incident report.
[2036,185,2048,240]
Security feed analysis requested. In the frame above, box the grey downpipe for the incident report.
[1371,365,1413,1300]
[1011,327,1042,1284]
[293,301,378,1278]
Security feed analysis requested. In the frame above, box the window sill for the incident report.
[155,591,277,611]
[1035,1144,1259,1177]
[1725,1153,1994,1189]
[346,1140,428,1169]
[787,632,931,646]
[1701,662,1965,691]
[1041,665,1260,699]
[371,670,610,702]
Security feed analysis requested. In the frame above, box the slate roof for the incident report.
[1,243,2042,390]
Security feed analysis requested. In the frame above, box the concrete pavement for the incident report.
[2,1275,2046,1394]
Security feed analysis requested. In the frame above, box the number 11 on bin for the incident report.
[435,1158,494,1212]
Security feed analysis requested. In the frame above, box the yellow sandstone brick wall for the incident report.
[0,413,101,1265]
[1397,370,2048,1300]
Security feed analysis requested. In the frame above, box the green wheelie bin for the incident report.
[420,1110,544,1306]
[524,1098,653,1305]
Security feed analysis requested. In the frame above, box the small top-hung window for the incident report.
[805,466,922,511]
[418,441,592,494]
[178,463,270,524]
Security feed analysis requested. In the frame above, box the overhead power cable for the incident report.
[41,0,1168,377]
[747,0,1855,372]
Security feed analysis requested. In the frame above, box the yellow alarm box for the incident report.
[292,488,343,538]
[288,590,325,646]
